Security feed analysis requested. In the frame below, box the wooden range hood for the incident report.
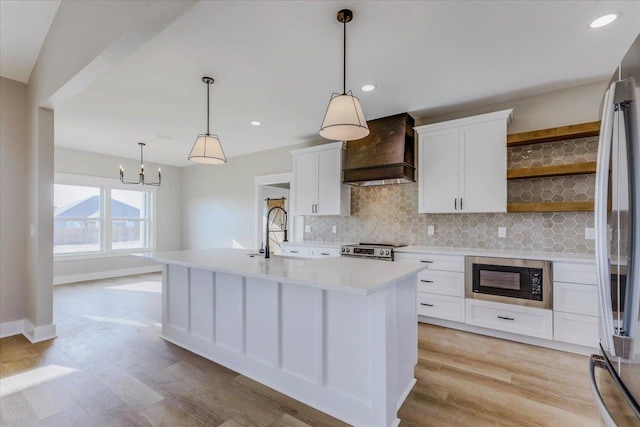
[343,112,416,186]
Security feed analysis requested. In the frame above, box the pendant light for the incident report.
[119,142,161,186]
[188,76,227,164]
[319,9,369,141]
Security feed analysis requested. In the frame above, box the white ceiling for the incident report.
[54,1,640,167]
[0,0,61,83]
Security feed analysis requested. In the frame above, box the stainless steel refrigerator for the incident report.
[591,33,640,426]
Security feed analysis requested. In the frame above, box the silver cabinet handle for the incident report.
[320,252,330,256]
[420,260,433,264]
[454,198,457,210]
[420,280,434,283]
[460,198,463,210]
[497,316,514,321]
[420,303,434,307]
[589,354,617,427]
[290,250,299,253]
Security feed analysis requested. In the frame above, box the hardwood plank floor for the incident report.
[0,273,604,426]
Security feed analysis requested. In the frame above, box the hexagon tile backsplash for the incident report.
[303,137,597,254]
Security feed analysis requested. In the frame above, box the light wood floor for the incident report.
[0,273,604,426]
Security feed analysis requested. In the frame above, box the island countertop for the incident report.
[136,248,425,296]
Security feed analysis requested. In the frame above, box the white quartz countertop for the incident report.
[395,246,595,264]
[135,248,425,296]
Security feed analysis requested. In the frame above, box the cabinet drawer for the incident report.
[281,246,310,257]
[554,311,599,348]
[554,262,597,285]
[554,281,599,316]
[465,299,553,339]
[417,270,464,297]
[417,293,465,323]
[394,253,464,273]
[310,247,340,258]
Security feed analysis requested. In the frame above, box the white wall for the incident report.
[416,80,607,132]
[0,77,28,325]
[53,147,182,282]
[182,142,322,250]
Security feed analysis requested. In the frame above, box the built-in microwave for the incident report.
[465,256,553,309]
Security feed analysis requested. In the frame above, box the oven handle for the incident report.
[589,354,617,427]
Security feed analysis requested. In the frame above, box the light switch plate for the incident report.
[427,226,435,236]
[498,227,507,238]
[332,225,337,234]
[304,225,312,233]
[585,227,595,240]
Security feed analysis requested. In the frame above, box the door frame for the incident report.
[253,172,295,251]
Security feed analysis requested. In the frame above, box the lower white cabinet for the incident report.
[553,281,599,317]
[281,245,310,257]
[553,311,599,348]
[466,299,553,340]
[309,247,340,258]
[417,293,465,323]
[417,270,465,297]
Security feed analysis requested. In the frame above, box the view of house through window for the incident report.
[54,181,153,255]
[111,189,150,250]
[53,184,102,254]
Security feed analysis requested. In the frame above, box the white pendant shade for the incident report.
[188,134,227,164]
[319,93,370,141]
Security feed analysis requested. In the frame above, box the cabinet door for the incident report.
[316,148,342,215]
[419,129,460,213]
[459,120,507,213]
[293,153,318,215]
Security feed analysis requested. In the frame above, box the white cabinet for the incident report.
[552,261,600,348]
[281,243,342,259]
[466,299,553,340]
[291,142,350,216]
[281,245,310,257]
[416,109,512,213]
[396,252,465,323]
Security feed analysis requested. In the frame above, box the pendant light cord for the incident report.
[206,82,210,135]
[343,18,346,95]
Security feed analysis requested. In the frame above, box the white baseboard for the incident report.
[0,319,25,338]
[54,265,162,285]
[23,319,57,343]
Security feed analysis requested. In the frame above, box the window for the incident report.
[54,175,155,257]
[54,184,102,254]
[111,189,151,250]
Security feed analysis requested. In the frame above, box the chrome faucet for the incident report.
[265,206,288,259]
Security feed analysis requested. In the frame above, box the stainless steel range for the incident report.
[340,243,406,261]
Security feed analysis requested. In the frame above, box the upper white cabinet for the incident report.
[416,109,513,213]
[291,142,350,216]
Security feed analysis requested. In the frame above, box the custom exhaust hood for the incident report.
[343,112,415,186]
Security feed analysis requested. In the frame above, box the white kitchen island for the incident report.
[137,248,424,427]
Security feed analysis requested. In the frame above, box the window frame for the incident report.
[54,173,157,260]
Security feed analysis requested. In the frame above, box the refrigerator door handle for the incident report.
[590,354,618,427]
[595,83,618,354]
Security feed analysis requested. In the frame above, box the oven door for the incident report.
[465,256,553,309]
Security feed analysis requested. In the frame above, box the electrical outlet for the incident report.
[331,225,337,234]
[304,225,312,233]
[498,227,507,238]
[585,227,595,240]
[427,225,435,236]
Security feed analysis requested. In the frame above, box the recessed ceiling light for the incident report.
[361,84,376,92]
[251,121,261,126]
[590,13,620,29]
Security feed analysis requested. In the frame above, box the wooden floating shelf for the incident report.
[507,161,597,180]
[507,201,595,213]
[507,121,600,147]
